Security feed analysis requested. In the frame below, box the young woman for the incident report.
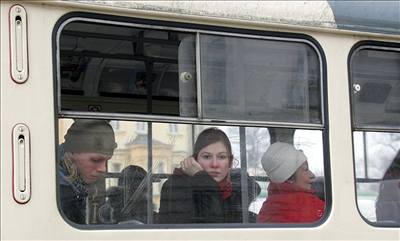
[58,119,117,224]
[158,127,260,224]
[257,142,325,223]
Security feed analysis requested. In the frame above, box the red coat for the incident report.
[257,182,325,223]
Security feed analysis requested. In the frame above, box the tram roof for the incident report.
[62,1,399,36]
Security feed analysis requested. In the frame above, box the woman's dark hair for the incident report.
[193,127,233,163]
[382,150,400,180]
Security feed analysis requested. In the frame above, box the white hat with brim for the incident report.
[261,142,307,183]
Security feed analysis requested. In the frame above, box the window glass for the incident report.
[57,19,327,228]
[351,45,400,227]
[136,122,147,134]
[350,48,400,129]
[251,129,325,215]
[59,21,196,116]
[58,118,325,225]
[58,118,152,224]
[169,124,178,134]
[354,131,400,226]
[200,34,321,124]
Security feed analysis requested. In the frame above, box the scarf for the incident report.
[173,168,233,199]
[59,157,88,197]
[218,175,233,200]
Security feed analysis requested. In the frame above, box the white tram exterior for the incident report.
[1,1,399,241]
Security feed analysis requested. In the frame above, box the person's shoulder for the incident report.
[59,171,70,186]
[379,179,400,198]
[381,178,400,186]
[164,170,191,186]
[295,191,325,206]
[59,182,74,199]
[230,169,259,186]
[229,168,257,180]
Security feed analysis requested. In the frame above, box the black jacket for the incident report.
[58,149,88,225]
[59,180,87,224]
[158,168,260,224]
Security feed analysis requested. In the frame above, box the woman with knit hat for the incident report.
[58,119,117,224]
[257,142,325,223]
[158,128,260,223]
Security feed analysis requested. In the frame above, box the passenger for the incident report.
[158,127,260,223]
[376,150,400,224]
[257,142,325,223]
[58,119,117,224]
[98,165,150,224]
[117,165,150,224]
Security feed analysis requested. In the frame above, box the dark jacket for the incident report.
[58,146,88,225]
[375,178,400,224]
[158,168,260,224]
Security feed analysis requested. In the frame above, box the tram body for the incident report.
[1,1,399,240]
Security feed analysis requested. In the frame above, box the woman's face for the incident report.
[197,141,231,182]
[71,152,111,184]
[294,161,315,190]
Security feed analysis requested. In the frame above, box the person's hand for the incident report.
[181,157,203,176]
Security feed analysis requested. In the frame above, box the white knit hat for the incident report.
[261,142,307,183]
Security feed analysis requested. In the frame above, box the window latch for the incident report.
[9,5,28,83]
[12,124,31,204]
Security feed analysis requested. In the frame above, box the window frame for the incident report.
[349,41,400,132]
[53,11,330,229]
[348,40,400,228]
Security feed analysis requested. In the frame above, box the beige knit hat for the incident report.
[261,142,306,183]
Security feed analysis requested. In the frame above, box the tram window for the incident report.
[350,44,400,227]
[57,119,326,226]
[59,21,323,124]
[56,18,327,227]
[200,34,321,124]
[350,48,400,129]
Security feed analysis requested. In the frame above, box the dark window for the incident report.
[350,48,400,129]
[59,21,197,116]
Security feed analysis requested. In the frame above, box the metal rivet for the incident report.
[180,72,192,83]
[20,193,26,200]
[353,84,361,92]
[17,74,23,80]
[16,7,21,13]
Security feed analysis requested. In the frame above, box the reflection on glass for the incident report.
[200,34,321,124]
[59,21,197,116]
[350,49,400,129]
